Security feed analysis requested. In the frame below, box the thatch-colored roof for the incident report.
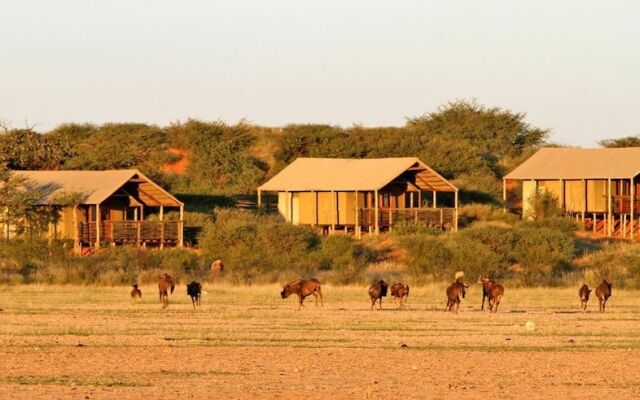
[505,147,640,180]
[12,169,182,206]
[259,157,457,192]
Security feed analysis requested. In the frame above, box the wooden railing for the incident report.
[358,208,456,229]
[611,195,640,214]
[79,221,183,245]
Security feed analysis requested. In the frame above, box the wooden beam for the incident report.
[607,178,612,237]
[454,190,459,232]
[331,191,336,232]
[632,177,635,239]
[432,191,437,208]
[560,179,565,209]
[257,190,262,210]
[285,190,290,223]
[355,190,359,239]
[179,204,184,248]
[502,179,507,213]
[95,204,101,248]
[582,179,586,222]
[160,205,164,250]
[374,190,379,235]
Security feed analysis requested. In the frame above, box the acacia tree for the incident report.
[599,135,640,148]
[0,128,73,170]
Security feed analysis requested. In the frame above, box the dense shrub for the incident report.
[0,240,206,285]
[524,189,562,220]
[399,221,576,286]
[390,221,443,236]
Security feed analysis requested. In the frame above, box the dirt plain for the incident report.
[1,284,640,399]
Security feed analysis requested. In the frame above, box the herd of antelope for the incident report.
[133,272,613,313]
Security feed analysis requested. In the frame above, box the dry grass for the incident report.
[1,284,640,399]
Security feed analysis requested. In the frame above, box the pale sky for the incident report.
[1,0,639,146]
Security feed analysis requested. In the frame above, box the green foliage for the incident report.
[0,129,73,170]
[0,240,206,285]
[399,235,451,279]
[525,189,562,220]
[166,119,267,194]
[400,221,575,286]
[581,242,640,289]
[390,221,444,236]
[60,123,168,170]
[599,135,640,148]
[273,101,547,203]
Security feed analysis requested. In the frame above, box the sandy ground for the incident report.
[1,284,640,399]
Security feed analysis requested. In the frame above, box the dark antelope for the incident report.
[368,280,389,310]
[281,279,323,310]
[390,283,410,308]
[578,284,592,312]
[446,281,467,314]
[187,281,202,309]
[158,274,175,309]
[130,284,142,304]
[595,280,612,313]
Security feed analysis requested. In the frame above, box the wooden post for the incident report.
[593,213,596,234]
[623,214,627,238]
[310,191,316,227]
[331,190,336,233]
[73,205,80,254]
[631,177,635,239]
[440,209,444,227]
[159,205,164,250]
[315,191,319,226]
[454,190,459,232]
[502,179,507,212]
[582,179,586,222]
[559,179,565,210]
[355,190,359,239]
[140,205,144,221]
[257,190,262,210]
[284,190,290,223]
[95,204,101,248]
[179,204,184,248]
[374,190,379,235]
[607,178,612,237]
[418,191,422,208]
[389,209,393,228]
[432,191,437,208]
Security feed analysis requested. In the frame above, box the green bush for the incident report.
[524,189,562,220]
[390,221,443,236]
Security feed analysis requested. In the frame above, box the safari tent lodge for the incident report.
[504,147,640,238]
[257,157,458,236]
[2,170,184,251]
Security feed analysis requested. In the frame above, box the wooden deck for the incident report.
[79,221,183,246]
[358,207,456,230]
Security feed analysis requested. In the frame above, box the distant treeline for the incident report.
[1,100,553,205]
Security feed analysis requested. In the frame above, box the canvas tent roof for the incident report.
[12,169,182,206]
[505,148,640,180]
[258,157,457,192]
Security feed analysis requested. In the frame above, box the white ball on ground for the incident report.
[525,320,536,332]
